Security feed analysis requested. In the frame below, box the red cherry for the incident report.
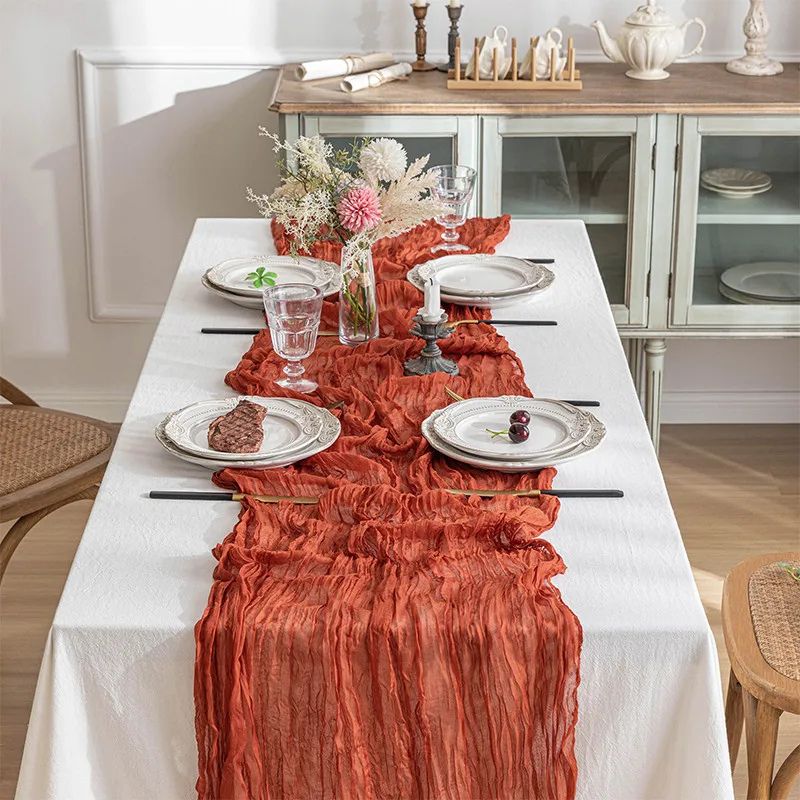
[510,410,531,425]
[508,423,530,443]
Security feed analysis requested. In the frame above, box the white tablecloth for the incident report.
[16,219,734,800]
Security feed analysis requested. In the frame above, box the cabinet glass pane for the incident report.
[500,136,632,306]
[324,136,454,167]
[692,136,800,306]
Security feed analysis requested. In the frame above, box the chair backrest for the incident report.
[0,377,38,406]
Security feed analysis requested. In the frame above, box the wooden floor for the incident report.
[1,424,798,800]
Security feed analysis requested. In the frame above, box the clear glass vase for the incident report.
[338,245,379,346]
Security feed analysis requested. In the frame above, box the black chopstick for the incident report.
[540,489,623,498]
[150,490,236,501]
[483,320,557,326]
[200,320,558,335]
[561,400,600,407]
[201,327,262,334]
[149,488,623,501]
[523,258,555,264]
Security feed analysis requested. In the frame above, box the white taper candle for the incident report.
[422,276,442,322]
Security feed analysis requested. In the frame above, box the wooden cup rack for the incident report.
[447,35,582,90]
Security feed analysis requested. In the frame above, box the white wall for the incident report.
[1,0,798,422]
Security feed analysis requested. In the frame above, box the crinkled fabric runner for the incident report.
[195,217,582,800]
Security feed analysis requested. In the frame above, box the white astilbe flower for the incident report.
[359,138,408,184]
[295,135,334,181]
[247,186,336,254]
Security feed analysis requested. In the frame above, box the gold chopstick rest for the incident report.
[231,492,319,504]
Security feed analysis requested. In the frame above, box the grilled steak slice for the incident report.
[207,399,266,453]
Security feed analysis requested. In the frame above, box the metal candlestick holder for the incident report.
[411,4,437,71]
[437,4,464,73]
[404,313,459,376]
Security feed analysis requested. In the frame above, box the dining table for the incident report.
[14,218,734,800]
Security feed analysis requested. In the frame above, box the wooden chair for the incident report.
[0,377,119,583]
[723,552,800,800]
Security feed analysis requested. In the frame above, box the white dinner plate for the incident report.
[407,264,555,308]
[717,283,799,306]
[719,262,800,302]
[201,273,264,308]
[415,255,545,297]
[164,396,325,461]
[206,255,338,298]
[421,407,605,472]
[700,181,772,200]
[155,402,340,470]
[701,167,771,192]
[432,396,591,461]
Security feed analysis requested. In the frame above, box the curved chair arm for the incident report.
[0,377,38,406]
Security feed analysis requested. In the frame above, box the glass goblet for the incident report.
[430,165,477,252]
[262,283,323,394]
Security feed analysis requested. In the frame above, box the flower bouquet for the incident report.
[247,132,443,345]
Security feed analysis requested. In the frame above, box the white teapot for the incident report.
[593,0,706,80]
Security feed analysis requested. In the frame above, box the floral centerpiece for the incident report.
[247,131,443,345]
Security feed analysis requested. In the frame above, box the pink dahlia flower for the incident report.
[337,186,381,233]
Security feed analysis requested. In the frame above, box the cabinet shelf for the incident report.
[697,174,800,225]
[501,173,629,225]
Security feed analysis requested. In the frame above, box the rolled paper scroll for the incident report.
[295,52,395,82]
[340,62,412,93]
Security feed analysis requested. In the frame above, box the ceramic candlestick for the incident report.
[404,313,459,376]
[411,3,437,72]
[437,4,464,73]
[726,0,783,76]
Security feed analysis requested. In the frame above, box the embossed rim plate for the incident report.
[155,400,340,470]
[201,272,264,308]
[163,397,330,461]
[701,168,772,192]
[206,256,339,298]
[415,255,546,297]
[720,262,800,302]
[407,264,555,308]
[433,396,592,460]
[422,406,605,472]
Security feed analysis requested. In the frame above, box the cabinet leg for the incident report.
[643,338,666,453]
[743,690,781,800]
[725,669,743,771]
[626,338,645,406]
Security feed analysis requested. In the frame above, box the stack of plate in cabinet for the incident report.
[407,254,555,309]
[201,256,339,309]
[155,396,340,470]
[700,167,772,199]
[718,262,800,305]
[421,396,605,472]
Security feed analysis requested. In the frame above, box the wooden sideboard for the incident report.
[270,63,800,449]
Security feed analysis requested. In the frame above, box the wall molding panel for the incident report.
[76,49,289,323]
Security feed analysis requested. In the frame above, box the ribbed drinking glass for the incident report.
[262,283,323,394]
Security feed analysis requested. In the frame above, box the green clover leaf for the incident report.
[247,267,278,288]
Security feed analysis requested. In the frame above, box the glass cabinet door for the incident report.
[672,116,800,328]
[300,115,479,215]
[481,116,655,326]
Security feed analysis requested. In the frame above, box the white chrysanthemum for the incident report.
[359,138,407,183]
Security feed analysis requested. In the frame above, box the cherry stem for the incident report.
[485,428,509,438]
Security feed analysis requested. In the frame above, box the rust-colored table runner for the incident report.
[195,216,582,799]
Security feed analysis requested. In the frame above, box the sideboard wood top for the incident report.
[270,62,800,116]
